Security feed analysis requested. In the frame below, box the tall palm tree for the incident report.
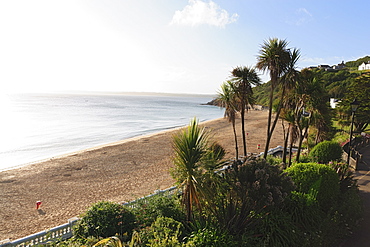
[231,66,261,157]
[216,81,240,159]
[256,38,298,159]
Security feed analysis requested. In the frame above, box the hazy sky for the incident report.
[0,0,369,94]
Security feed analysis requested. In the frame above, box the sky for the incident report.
[0,0,369,94]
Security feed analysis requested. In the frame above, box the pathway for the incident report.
[341,145,370,247]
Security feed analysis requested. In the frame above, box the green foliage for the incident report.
[340,73,370,132]
[74,201,137,239]
[185,228,237,247]
[345,55,370,68]
[285,163,340,211]
[145,217,184,247]
[309,140,343,163]
[92,236,123,247]
[231,158,295,210]
[254,209,302,247]
[329,161,357,192]
[171,118,226,222]
[208,158,295,235]
[335,186,363,236]
[49,236,102,247]
[131,194,185,228]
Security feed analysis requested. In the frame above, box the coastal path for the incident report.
[341,145,370,247]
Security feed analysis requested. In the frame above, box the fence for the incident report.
[0,217,79,247]
[342,135,370,170]
[0,186,178,247]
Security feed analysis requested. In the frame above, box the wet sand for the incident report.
[0,110,285,240]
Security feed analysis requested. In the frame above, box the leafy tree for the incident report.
[340,73,370,132]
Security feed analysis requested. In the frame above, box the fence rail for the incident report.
[0,217,78,247]
[342,135,370,170]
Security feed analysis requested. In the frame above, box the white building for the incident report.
[330,98,340,108]
[359,61,370,70]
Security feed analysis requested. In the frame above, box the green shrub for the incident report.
[283,192,325,246]
[285,163,340,211]
[144,217,184,247]
[207,158,295,236]
[131,194,185,228]
[185,227,237,247]
[73,201,136,239]
[309,140,342,164]
[254,209,301,247]
[234,158,296,210]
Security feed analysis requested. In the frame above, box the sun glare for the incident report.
[0,94,32,150]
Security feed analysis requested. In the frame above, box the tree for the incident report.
[293,70,331,162]
[340,73,370,132]
[279,108,298,166]
[256,38,298,159]
[216,81,240,159]
[171,118,225,222]
[230,66,261,157]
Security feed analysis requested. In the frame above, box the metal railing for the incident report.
[342,135,370,170]
[0,217,78,247]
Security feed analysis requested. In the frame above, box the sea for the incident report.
[0,93,223,171]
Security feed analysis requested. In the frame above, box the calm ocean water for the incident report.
[0,93,223,171]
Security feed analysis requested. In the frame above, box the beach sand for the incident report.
[0,110,285,240]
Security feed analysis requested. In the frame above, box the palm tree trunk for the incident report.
[288,138,293,167]
[232,121,239,159]
[296,130,304,163]
[296,125,309,162]
[263,84,275,158]
[282,122,290,165]
[264,84,285,158]
[241,105,247,157]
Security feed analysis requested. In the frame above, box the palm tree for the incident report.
[216,81,240,159]
[256,38,293,159]
[230,66,261,157]
[279,108,298,166]
[171,118,225,221]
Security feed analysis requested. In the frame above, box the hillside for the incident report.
[253,55,369,105]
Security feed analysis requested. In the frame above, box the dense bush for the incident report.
[143,216,184,247]
[73,201,137,239]
[204,158,295,236]
[131,194,185,228]
[185,227,237,247]
[309,140,342,163]
[285,163,340,211]
[229,158,296,210]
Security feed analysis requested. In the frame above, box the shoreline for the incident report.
[0,111,285,240]
[0,118,220,173]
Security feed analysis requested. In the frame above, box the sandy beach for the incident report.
[0,110,285,241]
